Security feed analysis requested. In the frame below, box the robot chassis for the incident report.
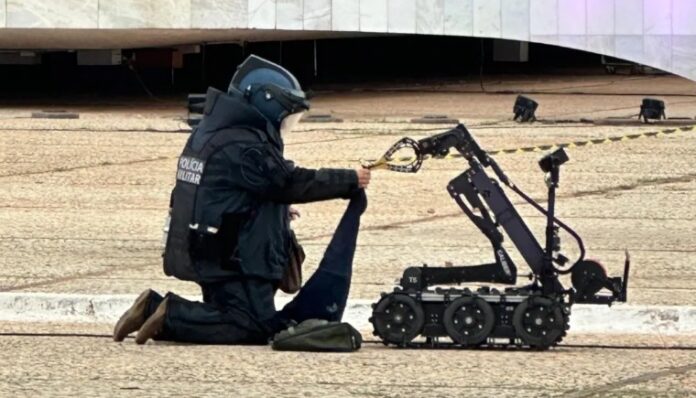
[369,125,630,350]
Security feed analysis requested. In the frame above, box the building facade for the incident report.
[0,0,694,81]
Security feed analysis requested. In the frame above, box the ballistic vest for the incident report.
[163,126,270,281]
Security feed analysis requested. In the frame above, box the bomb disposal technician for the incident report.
[113,55,370,344]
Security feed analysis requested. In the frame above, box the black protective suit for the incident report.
[152,87,361,344]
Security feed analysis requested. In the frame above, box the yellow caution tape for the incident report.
[367,125,695,164]
[487,125,693,156]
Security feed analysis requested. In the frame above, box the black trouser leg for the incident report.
[145,290,164,316]
[276,190,367,324]
[150,191,367,343]
[154,278,277,344]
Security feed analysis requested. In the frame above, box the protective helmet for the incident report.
[229,55,310,133]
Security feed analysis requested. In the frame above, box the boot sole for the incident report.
[113,289,153,342]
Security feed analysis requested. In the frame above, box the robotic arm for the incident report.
[416,125,586,274]
[372,124,628,304]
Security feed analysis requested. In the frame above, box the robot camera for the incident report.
[538,148,569,173]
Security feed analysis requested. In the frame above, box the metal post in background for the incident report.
[279,41,283,65]
[313,40,318,78]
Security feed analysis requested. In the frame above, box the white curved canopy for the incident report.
[0,0,694,81]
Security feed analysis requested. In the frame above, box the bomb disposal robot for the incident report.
[369,124,630,349]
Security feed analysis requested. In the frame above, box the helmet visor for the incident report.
[280,111,306,135]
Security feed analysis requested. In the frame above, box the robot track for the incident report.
[369,287,571,350]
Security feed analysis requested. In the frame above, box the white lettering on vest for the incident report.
[176,156,205,185]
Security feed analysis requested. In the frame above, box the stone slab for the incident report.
[615,0,643,35]
[360,0,388,32]
[502,0,530,40]
[331,0,359,31]
[644,0,671,35]
[276,0,302,30]
[191,0,248,29]
[587,0,615,35]
[530,0,557,36]
[444,0,473,36]
[99,0,191,29]
[248,0,276,29]
[303,0,331,31]
[6,0,98,29]
[473,0,501,38]
[673,0,696,35]
[388,0,416,34]
[558,0,585,35]
[416,0,444,35]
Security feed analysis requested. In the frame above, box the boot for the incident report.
[135,297,169,345]
[113,289,154,342]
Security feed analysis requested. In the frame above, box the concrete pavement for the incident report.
[2,322,695,398]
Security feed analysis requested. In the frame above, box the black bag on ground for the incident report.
[271,319,362,352]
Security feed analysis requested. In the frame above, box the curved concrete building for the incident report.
[0,0,695,81]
